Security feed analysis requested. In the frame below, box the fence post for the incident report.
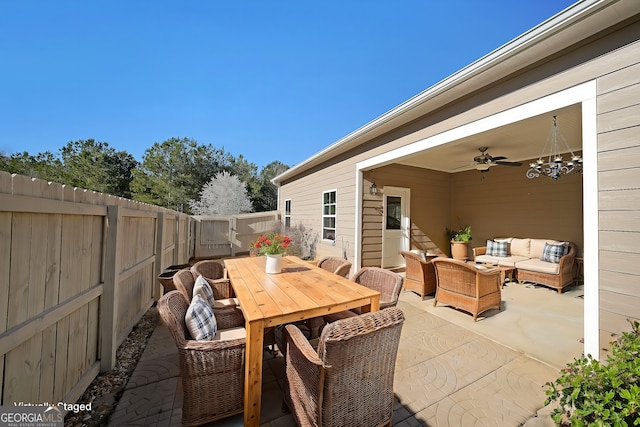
[154,211,165,301]
[101,205,120,371]
[230,216,237,257]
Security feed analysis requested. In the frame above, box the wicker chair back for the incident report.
[284,307,405,427]
[173,268,196,302]
[351,267,403,310]
[317,256,352,278]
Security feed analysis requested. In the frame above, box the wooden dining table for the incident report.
[224,255,381,427]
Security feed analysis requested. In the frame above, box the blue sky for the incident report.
[0,1,577,168]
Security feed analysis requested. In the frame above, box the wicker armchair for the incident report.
[400,251,437,299]
[173,268,276,349]
[317,256,352,278]
[283,307,405,427]
[173,268,238,308]
[158,291,245,426]
[190,259,234,299]
[298,257,353,339]
[323,267,403,324]
[432,258,502,321]
[352,267,403,311]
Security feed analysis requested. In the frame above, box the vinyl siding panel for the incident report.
[595,39,640,359]
[451,161,583,255]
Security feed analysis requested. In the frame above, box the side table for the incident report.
[575,257,584,286]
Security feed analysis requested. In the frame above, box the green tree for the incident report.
[58,139,137,198]
[1,150,64,182]
[130,137,229,212]
[253,161,289,212]
[0,141,136,198]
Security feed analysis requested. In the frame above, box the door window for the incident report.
[386,196,401,230]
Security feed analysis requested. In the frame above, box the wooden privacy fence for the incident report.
[0,172,194,406]
[192,211,280,259]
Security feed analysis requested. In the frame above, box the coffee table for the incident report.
[475,263,516,287]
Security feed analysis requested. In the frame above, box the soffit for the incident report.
[396,104,582,173]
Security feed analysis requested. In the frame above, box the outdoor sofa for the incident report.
[473,237,577,293]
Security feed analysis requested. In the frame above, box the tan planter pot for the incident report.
[450,241,471,261]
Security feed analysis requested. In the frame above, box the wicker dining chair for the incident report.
[283,307,405,427]
[400,251,437,300]
[174,267,277,351]
[351,267,403,311]
[190,259,234,299]
[158,290,245,426]
[322,267,404,324]
[317,256,352,278]
[432,257,502,321]
[298,257,353,339]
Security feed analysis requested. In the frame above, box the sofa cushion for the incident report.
[510,238,531,257]
[212,326,246,342]
[540,242,569,263]
[495,256,530,268]
[515,259,560,275]
[475,254,501,265]
[476,254,529,267]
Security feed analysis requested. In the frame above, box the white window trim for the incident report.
[284,199,291,229]
[322,189,337,242]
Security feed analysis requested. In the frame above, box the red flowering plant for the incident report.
[251,233,292,256]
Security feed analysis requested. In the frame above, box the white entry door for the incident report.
[381,186,410,268]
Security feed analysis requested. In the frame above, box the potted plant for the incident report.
[251,233,293,273]
[446,225,472,260]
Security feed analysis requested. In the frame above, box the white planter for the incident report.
[265,254,283,274]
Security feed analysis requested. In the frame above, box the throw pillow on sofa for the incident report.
[486,239,508,257]
[540,242,569,263]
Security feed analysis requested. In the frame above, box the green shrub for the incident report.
[545,319,640,426]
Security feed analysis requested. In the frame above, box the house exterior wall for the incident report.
[362,164,451,265]
[278,18,640,356]
[595,43,640,357]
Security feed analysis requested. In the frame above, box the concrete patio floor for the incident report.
[109,280,584,426]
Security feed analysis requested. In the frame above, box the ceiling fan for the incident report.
[472,147,522,172]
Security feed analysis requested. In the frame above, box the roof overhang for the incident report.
[273,0,638,184]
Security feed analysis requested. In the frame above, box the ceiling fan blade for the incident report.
[490,156,507,161]
[496,160,522,166]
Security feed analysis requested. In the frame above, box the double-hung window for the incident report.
[322,190,336,241]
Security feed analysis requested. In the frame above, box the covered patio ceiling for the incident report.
[392,103,582,173]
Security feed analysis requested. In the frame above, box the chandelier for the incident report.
[526,115,582,180]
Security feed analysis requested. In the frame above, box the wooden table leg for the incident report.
[371,295,380,312]
[244,319,265,427]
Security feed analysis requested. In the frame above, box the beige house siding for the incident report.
[278,15,640,358]
[596,44,640,357]
[280,160,359,262]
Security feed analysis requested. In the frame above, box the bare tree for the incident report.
[189,171,253,215]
